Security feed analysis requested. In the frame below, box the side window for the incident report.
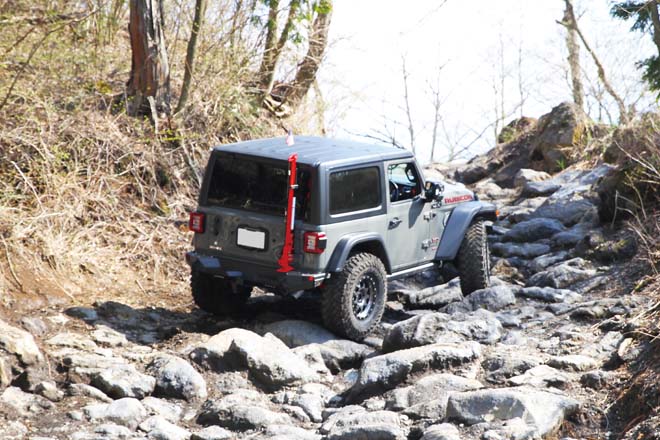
[387,162,422,202]
[329,167,381,215]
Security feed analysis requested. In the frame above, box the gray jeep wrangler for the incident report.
[186,136,497,341]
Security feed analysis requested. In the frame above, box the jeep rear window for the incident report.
[206,153,311,220]
[329,167,381,215]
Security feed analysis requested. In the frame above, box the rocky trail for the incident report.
[0,159,651,440]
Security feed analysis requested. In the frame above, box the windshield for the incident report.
[206,153,311,219]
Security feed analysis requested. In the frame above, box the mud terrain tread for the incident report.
[321,252,387,341]
[457,219,491,295]
[191,270,250,315]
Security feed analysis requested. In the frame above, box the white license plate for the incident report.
[237,228,266,250]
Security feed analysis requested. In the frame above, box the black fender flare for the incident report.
[326,232,392,273]
[435,201,497,261]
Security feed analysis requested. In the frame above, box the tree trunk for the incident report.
[175,0,207,114]
[563,0,629,123]
[284,1,332,109]
[127,0,171,117]
[650,1,660,55]
[563,0,584,110]
[258,0,300,98]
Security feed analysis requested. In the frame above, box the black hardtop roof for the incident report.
[213,136,413,166]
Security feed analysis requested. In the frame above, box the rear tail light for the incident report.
[303,231,327,254]
[189,212,205,233]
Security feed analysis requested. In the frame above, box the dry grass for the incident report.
[0,1,316,311]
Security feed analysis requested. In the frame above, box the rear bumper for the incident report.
[185,251,327,293]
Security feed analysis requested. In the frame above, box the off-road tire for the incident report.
[456,219,491,295]
[190,270,251,315]
[321,253,387,341]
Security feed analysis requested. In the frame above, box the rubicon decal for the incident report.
[444,194,473,204]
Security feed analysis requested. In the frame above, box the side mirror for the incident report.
[424,181,444,202]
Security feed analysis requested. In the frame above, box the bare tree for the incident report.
[401,56,416,154]
[560,0,585,109]
[560,0,629,122]
[284,0,333,110]
[257,0,301,98]
[428,62,447,162]
[175,0,207,114]
[126,0,171,117]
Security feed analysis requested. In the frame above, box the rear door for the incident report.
[195,152,312,268]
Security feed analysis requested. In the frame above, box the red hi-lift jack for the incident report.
[277,153,298,273]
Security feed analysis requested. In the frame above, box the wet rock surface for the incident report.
[0,152,648,439]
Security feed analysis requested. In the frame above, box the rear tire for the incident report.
[321,253,387,341]
[191,270,251,315]
[456,219,491,295]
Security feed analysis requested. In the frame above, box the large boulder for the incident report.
[0,319,44,366]
[91,364,156,399]
[528,258,596,289]
[530,102,590,172]
[502,218,566,243]
[190,328,318,390]
[347,341,482,401]
[446,386,579,437]
[383,311,502,352]
[197,391,291,430]
[320,407,405,440]
[149,355,207,401]
[385,373,483,420]
[83,397,148,430]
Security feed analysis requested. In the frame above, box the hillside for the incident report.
[2,2,660,439]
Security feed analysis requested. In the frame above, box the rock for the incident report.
[93,423,133,439]
[530,102,589,172]
[548,354,598,372]
[522,180,561,198]
[502,218,566,243]
[320,407,405,440]
[191,426,233,440]
[508,365,572,388]
[0,319,44,366]
[46,332,98,351]
[84,397,148,430]
[34,380,64,402]
[514,169,552,188]
[65,306,99,322]
[482,349,543,384]
[139,415,191,440]
[383,311,502,352]
[142,397,184,423]
[20,317,48,337]
[91,325,129,347]
[491,242,552,259]
[67,383,113,402]
[446,386,580,437]
[529,251,569,273]
[528,258,596,289]
[473,179,517,201]
[396,280,464,309]
[465,285,517,311]
[0,386,54,415]
[257,320,336,347]
[0,357,11,389]
[580,370,616,390]
[262,424,322,440]
[197,395,292,430]
[0,421,28,439]
[420,423,461,440]
[385,373,482,420]
[314,339,375,372]
[530,194,597,226]
[518,286,582,303]
[348,341,482,400]
[498,197,547,223]
[149,355,207,401]
[190,328,318,390]
[91,363,156,399]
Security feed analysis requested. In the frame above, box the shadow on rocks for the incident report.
[63,291,325,346]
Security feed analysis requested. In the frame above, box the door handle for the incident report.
[389,217,402,229]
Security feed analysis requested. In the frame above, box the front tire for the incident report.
[191,270,251,315]
[456,219,491,295]
[321,253,387,341]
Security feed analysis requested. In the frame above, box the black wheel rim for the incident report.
[352,273,378,321]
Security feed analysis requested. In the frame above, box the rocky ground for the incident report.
[0,158,652,439]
